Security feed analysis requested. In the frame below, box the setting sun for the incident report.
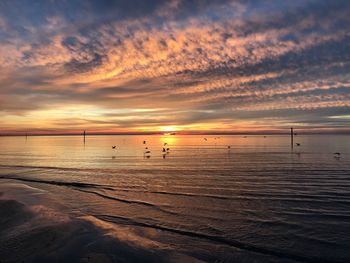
[159,126,178,132]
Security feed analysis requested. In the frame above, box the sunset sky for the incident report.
[0,0,349,134]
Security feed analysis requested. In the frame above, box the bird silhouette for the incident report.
[112,146,116,149]
[143,140,146,144]
[334,152,341,156]
[296,143,301,146]
[144,149,151,158]
[204,138,207,141]
[163,142,167,146]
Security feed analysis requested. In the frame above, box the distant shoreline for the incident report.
[1,131,350,137]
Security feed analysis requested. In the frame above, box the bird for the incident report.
[334,152,341,156]
[143,140,146,144]
[166,148,170,152]
[204,138,207,141]
[163,142,167,146]
[162,148,166,152]
[112,146,116,149]
[296,143,301,146]
[227,146,231,149]
[144,149,151,158]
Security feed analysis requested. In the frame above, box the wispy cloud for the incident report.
[0,0,349,133]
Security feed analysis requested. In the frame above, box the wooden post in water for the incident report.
[25,132,28,141]
[290,127,294,149]
[83,130,86,144]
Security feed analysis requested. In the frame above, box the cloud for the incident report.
[0,0,349,133]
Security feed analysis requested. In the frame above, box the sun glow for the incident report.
[159,126,178,132]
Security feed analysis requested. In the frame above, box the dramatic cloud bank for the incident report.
[0,0,349,133]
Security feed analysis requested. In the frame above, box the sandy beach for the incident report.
[0,182,203,263]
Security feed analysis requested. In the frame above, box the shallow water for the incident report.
[0,134,350,262]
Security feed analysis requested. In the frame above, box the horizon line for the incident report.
[1,130,350,136]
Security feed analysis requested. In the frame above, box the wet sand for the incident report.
[0,183,202,263]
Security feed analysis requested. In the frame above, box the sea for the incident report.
[0,134,349,262]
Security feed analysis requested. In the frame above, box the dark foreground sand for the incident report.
[0,183,202,263]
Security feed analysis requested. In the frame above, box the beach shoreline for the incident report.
[0,182,203,263]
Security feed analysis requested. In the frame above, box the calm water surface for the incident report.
[0,135,349,262]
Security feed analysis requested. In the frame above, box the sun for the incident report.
[159,126,178,132]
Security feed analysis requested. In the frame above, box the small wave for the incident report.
[0,176,113,190]
[93,214,340,263]
[0,164,116,174]
[102,186,350,205]
[106,187,236,201]
[74,188,180,216]
[0,164,84,172]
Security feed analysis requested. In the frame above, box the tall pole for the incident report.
[290,127,294,149]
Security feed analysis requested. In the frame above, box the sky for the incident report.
[0,0,349,134]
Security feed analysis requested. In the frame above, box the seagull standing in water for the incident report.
[144,147,150,153]
[334,152,341,158]
[144,147,151,158]
[334,152,341,160]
